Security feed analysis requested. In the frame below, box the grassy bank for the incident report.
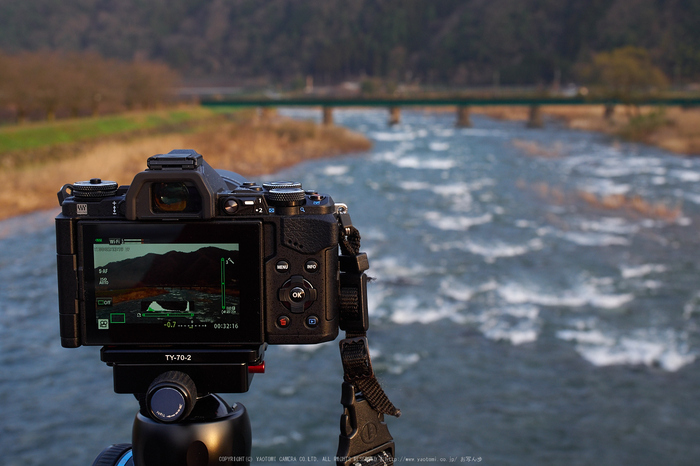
[0,107,222,168]
[0,107,371,220]
[472,105,700,155]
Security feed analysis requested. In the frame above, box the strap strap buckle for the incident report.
[336,382,395,466]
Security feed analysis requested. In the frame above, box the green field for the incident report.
[0,107,219,154]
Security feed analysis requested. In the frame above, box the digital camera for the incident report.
[55,150,342,393]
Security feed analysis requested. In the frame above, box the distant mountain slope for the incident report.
[0,0,697,84]
[101,246,236,289]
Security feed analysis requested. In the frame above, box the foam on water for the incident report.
[577,217,640,235]
[370,255,432,278]
[620,264,668,278]
[439,278,498,303]
[430,237,544,262]
[497,281,634,309]
[554,230,631,247]
[424,211,493,231]
[432,182,473,198]
[433,128,454,137]
[388,296,466,325]
[428,141,450,151]
[392,156,458,170]
[459,127,508,137]
[322,165,350,176]
[577,156,667,179]
[473,305,541,345]
[683,192,700,205]
[398,180,432,191]
[557,327,695,372]
[370,131,418,141]
[397,179,494,209]
[386,352,421,375]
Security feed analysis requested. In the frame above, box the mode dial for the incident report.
[263,180,302,190]
[71,178,118,199]
[267,188,306,206]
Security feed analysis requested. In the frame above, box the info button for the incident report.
[304,260,319,273]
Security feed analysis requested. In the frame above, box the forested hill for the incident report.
[0,0,698,86]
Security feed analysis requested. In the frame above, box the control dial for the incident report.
[71,178,118,199]
[267,187,306,206]
[263,181,302,190]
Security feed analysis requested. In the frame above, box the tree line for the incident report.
[0,51,177,123]
[0,0,696,87]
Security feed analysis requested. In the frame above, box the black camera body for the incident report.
[56,150,341,393]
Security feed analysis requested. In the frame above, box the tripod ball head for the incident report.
[146,371,197,423]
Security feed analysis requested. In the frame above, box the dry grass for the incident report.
[471,106,532,122]
[576,190,683,221]
[184,117,371,176]
[0,134,185,220]
[641,107,700,154]
[0,116,371,220]
[511,139,564,158]
[518,179,683,222]
[474,105,700,156]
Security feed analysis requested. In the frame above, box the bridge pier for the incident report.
[388,106,401,125]
[604,104,615,120]
[322,106,333,126]
[527,104,543,128]
[456,105,472,127]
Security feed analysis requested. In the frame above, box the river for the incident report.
[2,108,700,465]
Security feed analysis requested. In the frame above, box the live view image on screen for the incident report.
[80,222,263,344]
[92,239,241,330]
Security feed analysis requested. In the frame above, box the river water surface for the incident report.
[2,109,700,465]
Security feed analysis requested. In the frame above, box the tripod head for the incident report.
[93,370,252,466]
[93,392,251,466]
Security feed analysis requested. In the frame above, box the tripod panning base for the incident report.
[93,393,251,466]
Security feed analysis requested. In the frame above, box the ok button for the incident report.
[279,276,317,313]
[290,287,306,303]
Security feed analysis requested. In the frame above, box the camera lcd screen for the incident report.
[80,222,263,345]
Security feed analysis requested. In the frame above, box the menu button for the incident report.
[276,260,290,272]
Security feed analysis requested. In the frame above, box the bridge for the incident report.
[200,95,700,128]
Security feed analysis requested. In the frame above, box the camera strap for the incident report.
[336,210,400,466]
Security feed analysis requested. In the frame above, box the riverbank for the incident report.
[0,108,371,220]
[472,105,700,155]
